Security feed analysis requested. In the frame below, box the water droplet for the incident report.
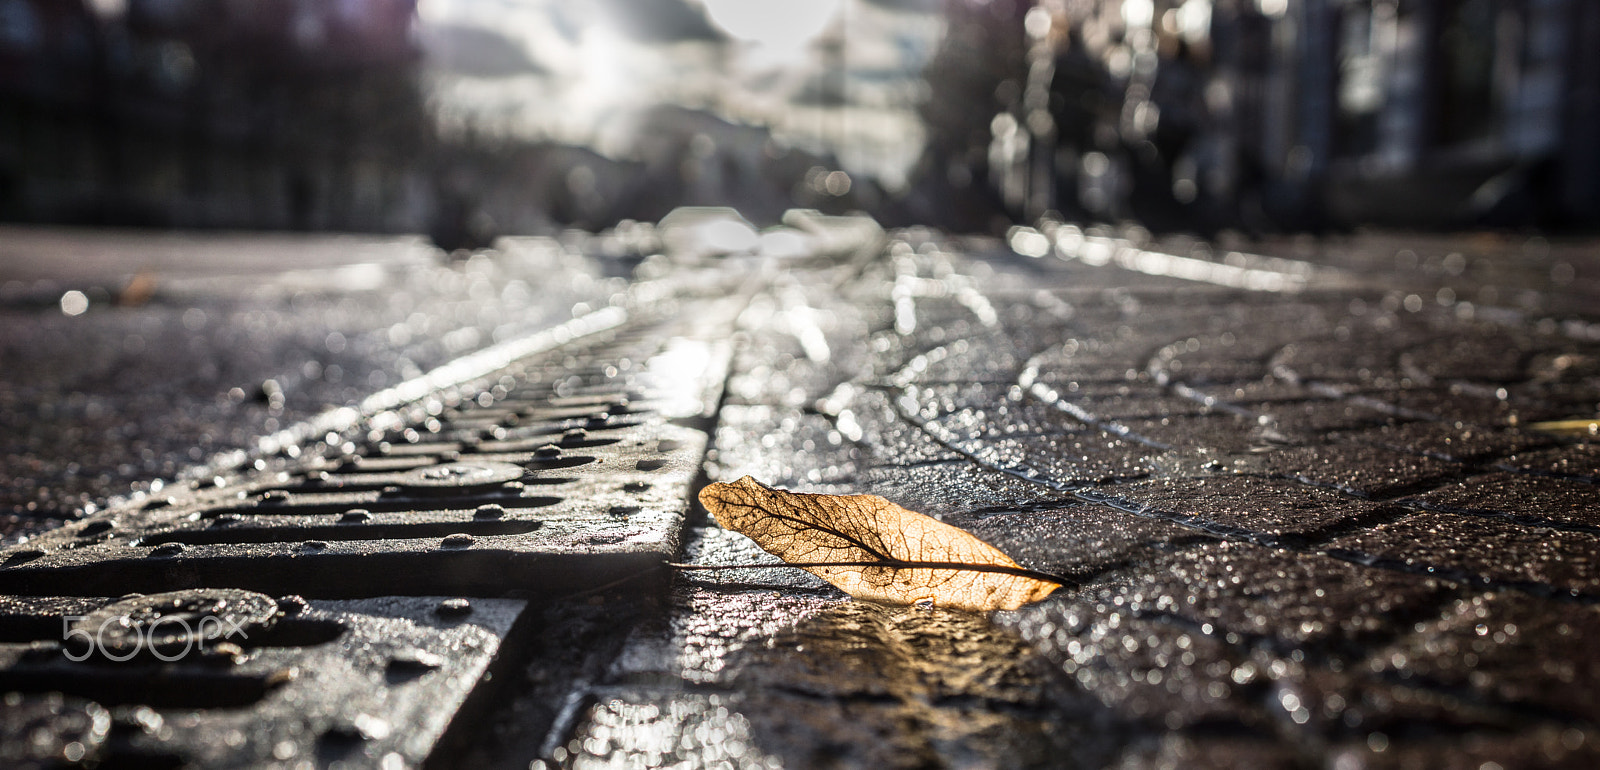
[277,595,310,616]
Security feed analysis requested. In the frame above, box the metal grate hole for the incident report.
[138,519,543,547]
[0,669,286,709]
[200,496,564,518]
[519,456,598,471]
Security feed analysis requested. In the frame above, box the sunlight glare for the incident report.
[699,0,843,60]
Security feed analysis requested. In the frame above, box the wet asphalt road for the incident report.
[0,228,622,538]
[4,221,1600,768]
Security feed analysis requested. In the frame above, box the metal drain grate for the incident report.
[0,590,524,768]
[0,297,739,767]
[0,420,705,599]
[0,312,729,600]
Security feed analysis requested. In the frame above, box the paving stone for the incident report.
[947,504,1199,579]
[1331,724,1598,770]
[902,382,1049,442]
[1525,349,1600,384]
[1022,339,1151,387]
[902,337,1035,384]
[1266,663,1554,755]
[1325,511,1600,597]
[1009,386,1229,446]
[707,405,863,488]
[1359,385,1524,425]
[936,433,1156,486]
[1083,542,1447,652]
[1061,389,1214,421]
[1112,414,1268,455]
[1149,325,1302,387]
[1002,586,1259,728]
[939,399,1098,440]
[724,332,873,409]
[1109,734,1301,770]
[724,350,838,407]
[1248,398,1409,440]
[1407,472,1600,528]
[1370,592,1600,724]
[17,225,1600,769]
[1189,379,1335,405]
[1348,421,1559,463]
[1098,476,1397,540]
[1499,381,1600,424]
[840,389,965,466]
[1496,442,1600,483]
[674,525,840,595]
[559,684,1095,770]
[1263,443,1463,498]
[852,461,1079,521]
[1269,334,1420,387]
[611,587,847,685]
[897,381,1016,414]
[1017,387,1216,439]
[497,235,1600,766]
[731,601,1052,705]
[1152,356,1277,387]
[602,586,1106,770]
[1399,331,1542,383]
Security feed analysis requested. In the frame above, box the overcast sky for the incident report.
[416,0,944,188]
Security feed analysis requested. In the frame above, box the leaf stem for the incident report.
[667,560,1074,587]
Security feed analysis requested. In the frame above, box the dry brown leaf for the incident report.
[697,476,1061,612]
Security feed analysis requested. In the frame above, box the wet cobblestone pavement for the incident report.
[589,226,1599,769]
[3,221,1599,768]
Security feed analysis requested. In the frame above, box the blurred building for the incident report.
[963,0,1600,232]
[0,0,430,230]
[0,0,872,241]
[901,0,1031,232]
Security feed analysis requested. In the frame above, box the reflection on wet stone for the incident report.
[609,586,1105,769]
[604,231,1600,768]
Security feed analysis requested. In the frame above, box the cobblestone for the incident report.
[1099,476,1395,540]
[1498,443,1600,482]
[1325,513,1600,597]
[649,228,1600,768]
[1409,472,1600,528]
